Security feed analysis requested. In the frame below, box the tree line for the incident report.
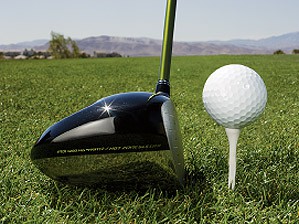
[274,49,299,55]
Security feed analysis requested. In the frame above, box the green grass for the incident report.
[1,55,298,223]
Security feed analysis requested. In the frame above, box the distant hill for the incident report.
[76,36,162,57]
[1,32,298,56]
[0,39,48,51]
[208,32,299,53]
[76,36,270,56]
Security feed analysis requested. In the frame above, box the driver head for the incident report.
[31,92,184,189]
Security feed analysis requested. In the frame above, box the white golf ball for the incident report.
[202,64,267,129]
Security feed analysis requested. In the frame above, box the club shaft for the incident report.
[156,0,177,95]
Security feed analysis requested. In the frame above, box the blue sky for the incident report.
[1,0,298,44]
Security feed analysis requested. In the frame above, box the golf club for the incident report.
[31,0,184,189]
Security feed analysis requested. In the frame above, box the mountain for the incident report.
[208,32,299,53]
[76,35,271,56]
[0,39,48,51]
[77,36,162,56]
[1,32,298,56]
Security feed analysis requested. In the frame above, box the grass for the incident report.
[0,55,298,223]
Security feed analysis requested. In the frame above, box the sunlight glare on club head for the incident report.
[101,102,112,117]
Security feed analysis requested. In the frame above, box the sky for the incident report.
[1,0,299,44]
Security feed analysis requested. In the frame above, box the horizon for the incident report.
[1,0,299,45]
[1,30,299,46]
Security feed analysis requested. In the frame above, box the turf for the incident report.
[1,55,298,223]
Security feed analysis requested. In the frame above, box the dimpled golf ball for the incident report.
[202,64,267,129]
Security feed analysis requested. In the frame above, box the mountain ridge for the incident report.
[1,32,298,56]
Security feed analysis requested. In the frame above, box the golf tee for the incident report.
[225,128,241,190]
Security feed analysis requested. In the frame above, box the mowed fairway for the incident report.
[1,55,298,223]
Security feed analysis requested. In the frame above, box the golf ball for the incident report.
[202,64,267,129]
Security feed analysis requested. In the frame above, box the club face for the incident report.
[31,92,184,189]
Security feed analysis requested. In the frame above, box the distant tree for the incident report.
[23,48,36,57]
[79,52,90,58]
[94,51,122,58]
[48,32,69,59]
[109,52,122,58]
[0,52,3,59]
[292,49,299,54]
[273,49,285,55]
[37,51,51,58]
[48,31,80,59]
[4,51,21,58]
[69,38,80,58]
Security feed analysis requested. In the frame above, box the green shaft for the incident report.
[159,0,177,81]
